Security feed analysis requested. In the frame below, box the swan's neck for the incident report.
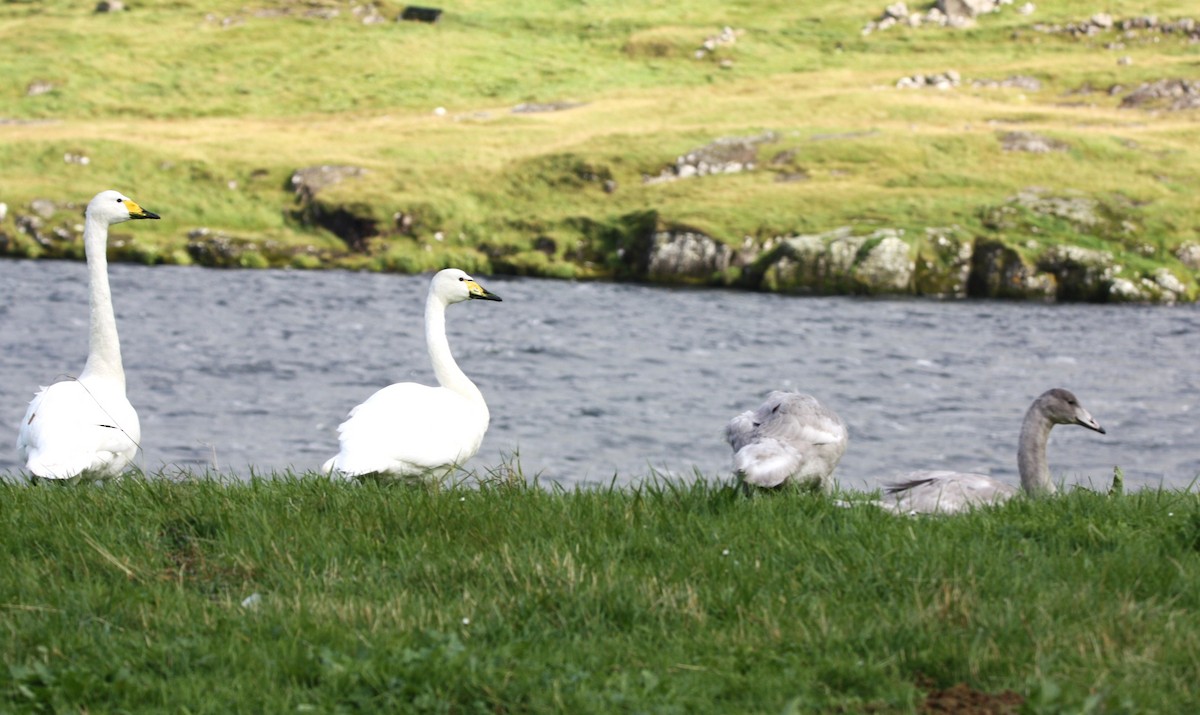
[1017,404,1056,496]
[425,292,483,404]
[78,212,125,388]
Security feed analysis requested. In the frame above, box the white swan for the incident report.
[323,268,502,478]
[16,190,160,479]
[874,388,1105,515]
[725,390,849,491]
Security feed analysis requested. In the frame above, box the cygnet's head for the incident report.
[431,268,502,305]
[87,190,160,225]
[1038,388,1105,434]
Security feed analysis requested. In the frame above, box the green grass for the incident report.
[0,0,1198,295]
[3,471,1199,713]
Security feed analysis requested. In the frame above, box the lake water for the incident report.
[1,259,1197,490]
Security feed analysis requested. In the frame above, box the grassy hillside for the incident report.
[2,475,1199,713]
[0,0,1197,298]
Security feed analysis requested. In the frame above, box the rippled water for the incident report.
[1,259,1197,490]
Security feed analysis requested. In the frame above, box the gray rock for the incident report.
[645,231,734,280]
[290,165,368,201]
[26,80,54,97]
[856,233,914,291]
[644,132,776,185]
[353,4,386,24]
[897,70,961,90]
[29,199,57,219]
[1011,188,1098,226]
[1175,243,1200,271]
[1119,79,1200,111]
[1108,272,1185,304]
[289,165,377,251]
[95,1,125,12]
[512,101,586,114]
[972,76,1042,91]
[937,0,996,22]
[1107,277,1150,302]
[755,227,919,295]
[1000,131,1069,153]
[1153,268,1186,298]
[915,226,974,297]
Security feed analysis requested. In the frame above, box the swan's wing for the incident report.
[732,438,805,488]
[761,406,848,453]
[17,381,140,479]
[326,382,487,477]
[880,471,1017,515]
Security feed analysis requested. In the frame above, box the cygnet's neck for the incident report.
[425,291,484,405]
[78,211,125,389]
[1017,401,1056,496]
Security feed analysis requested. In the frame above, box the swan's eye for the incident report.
[459,277,465,281]
[116,198,123,203]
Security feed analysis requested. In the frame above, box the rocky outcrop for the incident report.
[185,228,324,269]
[644,230,753,282]
[966,240,1055,299]
[750,228,916,295]
[613,194,1194,302]
[694,26,742,60]
[863,0,1017,34]
[938,0,998,22]
[644,133,777,185]
[1119,79,1200,111]
[289,165,378,251]
[914,226,974,297]
[1035,14,1199,41]
[1109,269,1189,304]
[896,71,961,90]
[984,188,1100,229]
[855,233,915,292]
[1037,245,1115,301]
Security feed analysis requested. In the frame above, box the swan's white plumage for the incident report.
[19,380,141,478]
[725,391,848,490]
[873,388,1105,515]
[15,189,159,480]
[323,268,501,478]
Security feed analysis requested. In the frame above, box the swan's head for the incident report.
[1039,388,1105,434]
[87,190,161,225]
[432,268,502,305]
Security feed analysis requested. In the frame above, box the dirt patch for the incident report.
[920,681,1024,714]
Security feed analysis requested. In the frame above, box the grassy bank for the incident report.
[3,473,1199,713]
[0,0,1198,298]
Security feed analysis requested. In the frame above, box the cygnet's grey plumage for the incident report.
[875,388,1105,515]
[725,391,848,490]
